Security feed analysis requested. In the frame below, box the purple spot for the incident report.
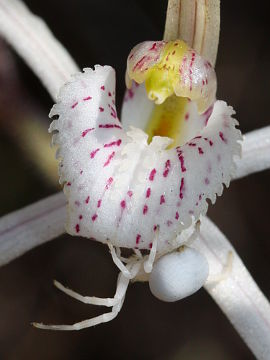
[219,131,227,144]
[105,177,113,189]
[198,147,204,155]
[99,124,122,129]
[104,139,122,148]
[82,128,94,137]
[176,148,186,172]
[83,96,92,101]
[127,190,133,197]
[149,168,157,181]
[180,178,185,199]
[103,151,115,167]
[143,205,148,215]
[90,148,100,159]
[163,160,171,177]
[71,101,78,109]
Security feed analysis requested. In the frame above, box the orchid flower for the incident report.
[0,0,270,359]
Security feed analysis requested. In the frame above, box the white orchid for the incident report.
[0,0,270,358]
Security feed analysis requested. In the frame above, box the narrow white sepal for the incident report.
[234,126,270,180]
[0,193,66,266]
[0,0,79,100]
[192,216,270,360]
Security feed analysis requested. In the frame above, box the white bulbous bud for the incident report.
[149,247,209,302]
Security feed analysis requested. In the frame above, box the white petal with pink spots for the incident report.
[50,65,241,252]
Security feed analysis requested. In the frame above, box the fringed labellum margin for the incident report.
[34,39,241,331]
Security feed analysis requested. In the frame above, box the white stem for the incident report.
[0,0,79,100]
[192,217,270,360]
[234,126,270,180]
[0,193,66,266]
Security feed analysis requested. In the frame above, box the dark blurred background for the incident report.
[0,1,269,359]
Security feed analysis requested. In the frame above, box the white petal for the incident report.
[51,67,241,253]
[122,85,215,148]
[0,124,268,267]
[121,82,155,132]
